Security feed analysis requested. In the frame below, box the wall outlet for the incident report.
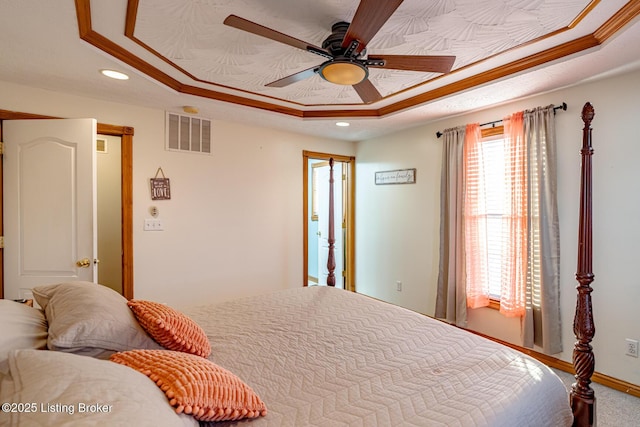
[396,281,402,292]
[626,339,639,358]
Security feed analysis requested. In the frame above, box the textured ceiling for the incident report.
[0,0,639,141]
[130,0,592,106]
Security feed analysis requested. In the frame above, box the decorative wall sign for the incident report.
[375,168,416,185]
[150,167,171,200]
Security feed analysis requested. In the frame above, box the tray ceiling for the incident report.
[0,0,639,140]
[128,0,591,106]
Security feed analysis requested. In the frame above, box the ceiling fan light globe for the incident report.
[319,61,368,85]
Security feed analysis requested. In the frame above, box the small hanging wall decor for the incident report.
[375,168,416,185]
[150,167,171,200]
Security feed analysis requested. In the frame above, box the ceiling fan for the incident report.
[223,0,455,104]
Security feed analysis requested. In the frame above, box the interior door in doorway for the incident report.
[317,161,344,288]
[303,151,354,292]
[3,119,97,300]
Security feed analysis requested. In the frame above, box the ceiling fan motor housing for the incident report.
[323,21,353,57]
[317,21,369,85]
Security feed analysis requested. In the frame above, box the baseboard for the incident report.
[467,329,640,398]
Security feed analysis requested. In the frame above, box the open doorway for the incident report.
[302,151,355,291]
[97,134,122,294]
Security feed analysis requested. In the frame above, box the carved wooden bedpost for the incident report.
[571,102,596,427]
[326,158,336,286]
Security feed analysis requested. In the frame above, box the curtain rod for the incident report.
[436,102,567,138]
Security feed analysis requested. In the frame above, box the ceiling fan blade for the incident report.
[366,55,456,73]
[266,67,318,88]
[353,79,382,104]
[224,15,331,59]
[341,0,404,53]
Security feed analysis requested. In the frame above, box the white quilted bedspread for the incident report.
[186,287,572,426]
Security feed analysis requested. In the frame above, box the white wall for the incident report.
[355,127,441,314]
[0,80,355,308]
[355,68,640,385]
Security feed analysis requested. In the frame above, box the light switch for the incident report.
[144,219,164,231]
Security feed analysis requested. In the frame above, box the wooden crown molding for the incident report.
[75,0,640,120]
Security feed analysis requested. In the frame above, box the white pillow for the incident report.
[0,349,198,427]
[32,281,162,354]
[0,300,47,372]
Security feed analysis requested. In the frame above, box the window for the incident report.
[480,135,505,300]
[439,107,560,344]
[466,124,528,311]
[465,129,508,307]
[465,117,531,317]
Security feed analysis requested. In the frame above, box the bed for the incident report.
[0,103,596,426]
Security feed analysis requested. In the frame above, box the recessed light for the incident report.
[100,69,129,80]
[336,122,350,127]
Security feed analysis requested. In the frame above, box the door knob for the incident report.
[76,258,91,268]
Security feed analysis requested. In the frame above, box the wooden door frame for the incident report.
[0,109,134,299]
[303,150,355,292]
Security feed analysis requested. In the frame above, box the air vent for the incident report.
[166,112,212,154]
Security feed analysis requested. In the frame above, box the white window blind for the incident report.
[481,137,505,299]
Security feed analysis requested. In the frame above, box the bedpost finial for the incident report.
[582,102,595,125]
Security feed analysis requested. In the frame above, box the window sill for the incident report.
[488,299,500,310]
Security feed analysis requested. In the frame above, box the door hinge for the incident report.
[0,236,4,249]
[0,141,4,155]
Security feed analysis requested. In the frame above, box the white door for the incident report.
[3,119,97,300]
[317,162,344,288]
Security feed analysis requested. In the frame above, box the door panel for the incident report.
[3,119,97,299]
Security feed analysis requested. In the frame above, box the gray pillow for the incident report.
[0,349,198,427]
[0,300,47,372]
[32,281,162,355]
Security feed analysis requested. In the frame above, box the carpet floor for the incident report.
[552,368,640,426]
